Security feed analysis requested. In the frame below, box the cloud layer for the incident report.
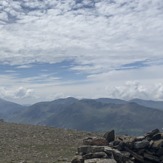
[0,0,163,103]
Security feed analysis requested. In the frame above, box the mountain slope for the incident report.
[11,97,79,124]
[96,98,127,104]
[0,98,26,120]
[41,102,163,135]
[11,98,163,135]
[130,98,163,110]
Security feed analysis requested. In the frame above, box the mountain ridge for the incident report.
[1,97,163,135]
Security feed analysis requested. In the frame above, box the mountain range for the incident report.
[1,97,163,135]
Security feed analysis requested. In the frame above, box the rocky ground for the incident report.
[0,122,96,163]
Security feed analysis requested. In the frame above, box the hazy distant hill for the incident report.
[10,97,78,124]
[10,97,163,135]
[130,98,163,110]
[0,98,26,120]
[96,98,163,110]
[96,98,127,104]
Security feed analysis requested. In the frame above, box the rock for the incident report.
[149,140,154,147]
[112,141,121,146]
[84,158,117,163]
[144,152,160,162]
[124,147,145,162]
[160,155,163,161]
[104,146,130,162]
[116,142,125,151]
[161,133,163,139]
[109,141,125,151]
[83,137,108,146]
[137,149,145,155]
[73,129,163,163]
[83,153,93,160]
[135,136,145,141]
[78,146,106,155]
[151,140,163,149]
[146,129,160,138]
[104,130,115,143]
[125,160,134,163]
[78,146,93,155]
[152,133,162,140]
[71,155,84,163]
[134,140,149,149]
[104,147,121,156]
[92,152,108,159]
[157,147,163,156]
[83,152,108,160]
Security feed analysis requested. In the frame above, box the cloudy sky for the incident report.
[0,0,163,104]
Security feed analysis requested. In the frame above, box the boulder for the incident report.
[151,140,163,149]
[143,152,160,162]
[134,140,149,149]
[83,152,108,160]
[145,129,160,138]
[78,146,106,155]
[83,137,108,146]
[157,147,163,156]
[152,133,161,140]
[135,136,145,141]
[104,130,115,143]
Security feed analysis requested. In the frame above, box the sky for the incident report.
[0,0,163,104]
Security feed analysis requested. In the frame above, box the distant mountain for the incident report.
[0,98,26,120]
[130,98,163,110]
[96,98,127,104]
[11,97,79,124]
[11,97,163,135]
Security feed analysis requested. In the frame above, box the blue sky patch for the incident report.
[116,58,163,71]
[119,60,148,70]
[0,60,87,83]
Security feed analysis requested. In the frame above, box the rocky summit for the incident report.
[71,129,163,163]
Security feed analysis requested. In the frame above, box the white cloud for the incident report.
[154,83,163,99]
[0,86,35,101]
[0,0,162,68]
[106,81,149,100]
[105,81,163,101]
[14,87,34,99]
[0,0,163,103]
[16,65,33,69]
